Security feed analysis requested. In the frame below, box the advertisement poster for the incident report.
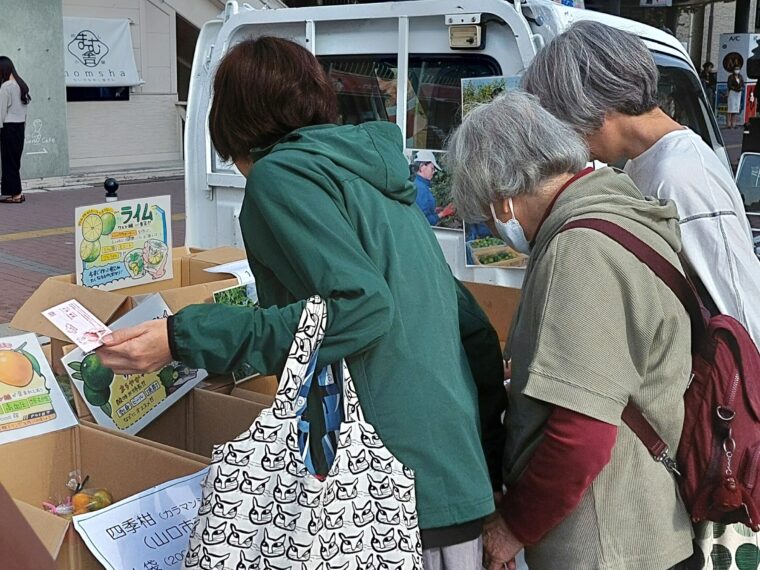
[407,149,462,231]
[75,196,173,291]
[73,469,208,570]
[62,295,207,435]
[0,334,77,445]
[460,76,528,269]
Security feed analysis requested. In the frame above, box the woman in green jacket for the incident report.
[97,37,505,566]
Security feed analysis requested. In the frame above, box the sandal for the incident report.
[0,195,25,203]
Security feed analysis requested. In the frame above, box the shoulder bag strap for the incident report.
[559,217,702,474]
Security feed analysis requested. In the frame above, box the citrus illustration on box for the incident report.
[0,334,77,444]
[0,340,57,431]
[61,294,207,435]
[66,354,198,430]
[75,195,173,291]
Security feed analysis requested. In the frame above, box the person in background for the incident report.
[0,56,30,204]
[523,19,760,566]
[447,90,694,570]
[699,61,716,112]
[727,67,745,129]
[95,36,506,569]
[413,150,455,224]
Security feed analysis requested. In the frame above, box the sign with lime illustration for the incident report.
[75,195,173,291]
[0,334,77,445]
[61,294,206,435]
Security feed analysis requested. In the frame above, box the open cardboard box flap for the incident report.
[10,247,240,340]
[186,246,247,284]
[14,498,70,559]
[10,278,127,342]
[76,389,265,459]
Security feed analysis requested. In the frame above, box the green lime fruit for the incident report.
[158,366,179,389]
[80,239,101,263]
[101,212,116,236]
[80,353,114,391]
[83,384,110,407]
[81,214,103,242]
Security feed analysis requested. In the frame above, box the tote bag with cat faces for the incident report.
[183,297,422,570]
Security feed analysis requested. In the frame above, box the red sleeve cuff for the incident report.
[501,406,617,545]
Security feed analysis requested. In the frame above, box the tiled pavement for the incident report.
[0,179,186,324]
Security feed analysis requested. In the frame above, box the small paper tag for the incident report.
[42,300,112,353]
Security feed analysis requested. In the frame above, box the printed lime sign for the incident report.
[75,196,172,291]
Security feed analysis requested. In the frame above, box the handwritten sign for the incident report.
[73,469,208,570]
[61,295,207,435]
[75,196,173,291]
[0,334,77,445]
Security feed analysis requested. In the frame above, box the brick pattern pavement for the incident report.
[0,179,186,323]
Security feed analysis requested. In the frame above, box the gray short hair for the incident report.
[446,90,588,222]
[522,20,659,135]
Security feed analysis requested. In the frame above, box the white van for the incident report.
[184,0,728,287]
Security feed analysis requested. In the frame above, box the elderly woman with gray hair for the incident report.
[447,91,695,570]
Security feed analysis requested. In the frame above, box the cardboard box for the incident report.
[463,281,521,343]
[11,247,239,374]
[79,388,265,459]
[184,246,247,285]
[234,374,278,397]
[231,386,276,407]
[0,424,207,569]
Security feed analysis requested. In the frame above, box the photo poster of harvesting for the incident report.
[213,282,259,383]
[406,149,462,231]
[62,294,207,435]
[0,334,77,445]
[75,195,173,291]
[460,76,528,269]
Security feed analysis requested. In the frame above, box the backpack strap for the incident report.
[561,218,707,342]
[559,217,705,476]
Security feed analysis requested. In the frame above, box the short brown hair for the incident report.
[209,37,338,161]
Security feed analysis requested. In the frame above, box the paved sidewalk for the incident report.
[0,179,186,324]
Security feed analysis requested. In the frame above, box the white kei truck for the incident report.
[184,0,728,288]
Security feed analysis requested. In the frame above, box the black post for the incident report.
[706,1,715,63]
[735,0,751,33]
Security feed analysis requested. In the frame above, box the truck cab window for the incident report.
[320,55,500,150]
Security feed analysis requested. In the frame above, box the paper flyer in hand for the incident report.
[73,468,208,570]
[75,195,173,291]
[0,334,77,445]
[42,299,112,353]
[62,294,207,435]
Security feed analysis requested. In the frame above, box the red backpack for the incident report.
[561,218,760,530]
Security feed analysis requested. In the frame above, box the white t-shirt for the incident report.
[625,128,760,344]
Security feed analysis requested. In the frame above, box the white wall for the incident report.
[62,0,219,168]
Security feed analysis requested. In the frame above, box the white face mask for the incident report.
[735,70,741,75]
[490,199,531,255]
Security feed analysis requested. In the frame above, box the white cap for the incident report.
[413,150,442,171]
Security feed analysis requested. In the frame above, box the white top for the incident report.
[0,80,27,125]
[625,128,760,344]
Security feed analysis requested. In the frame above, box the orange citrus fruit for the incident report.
[72,493,92,515]
[0,350,33,387]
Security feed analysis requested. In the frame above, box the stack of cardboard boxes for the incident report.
[2,245,522,567]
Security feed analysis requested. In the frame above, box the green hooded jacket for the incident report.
[171,122,505,529]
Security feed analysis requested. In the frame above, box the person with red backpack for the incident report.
[523,21,760,568]
[448,90,695,570]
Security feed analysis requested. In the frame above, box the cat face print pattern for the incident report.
[184,297,422,569]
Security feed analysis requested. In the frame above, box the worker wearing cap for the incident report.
[414,150,452,225]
